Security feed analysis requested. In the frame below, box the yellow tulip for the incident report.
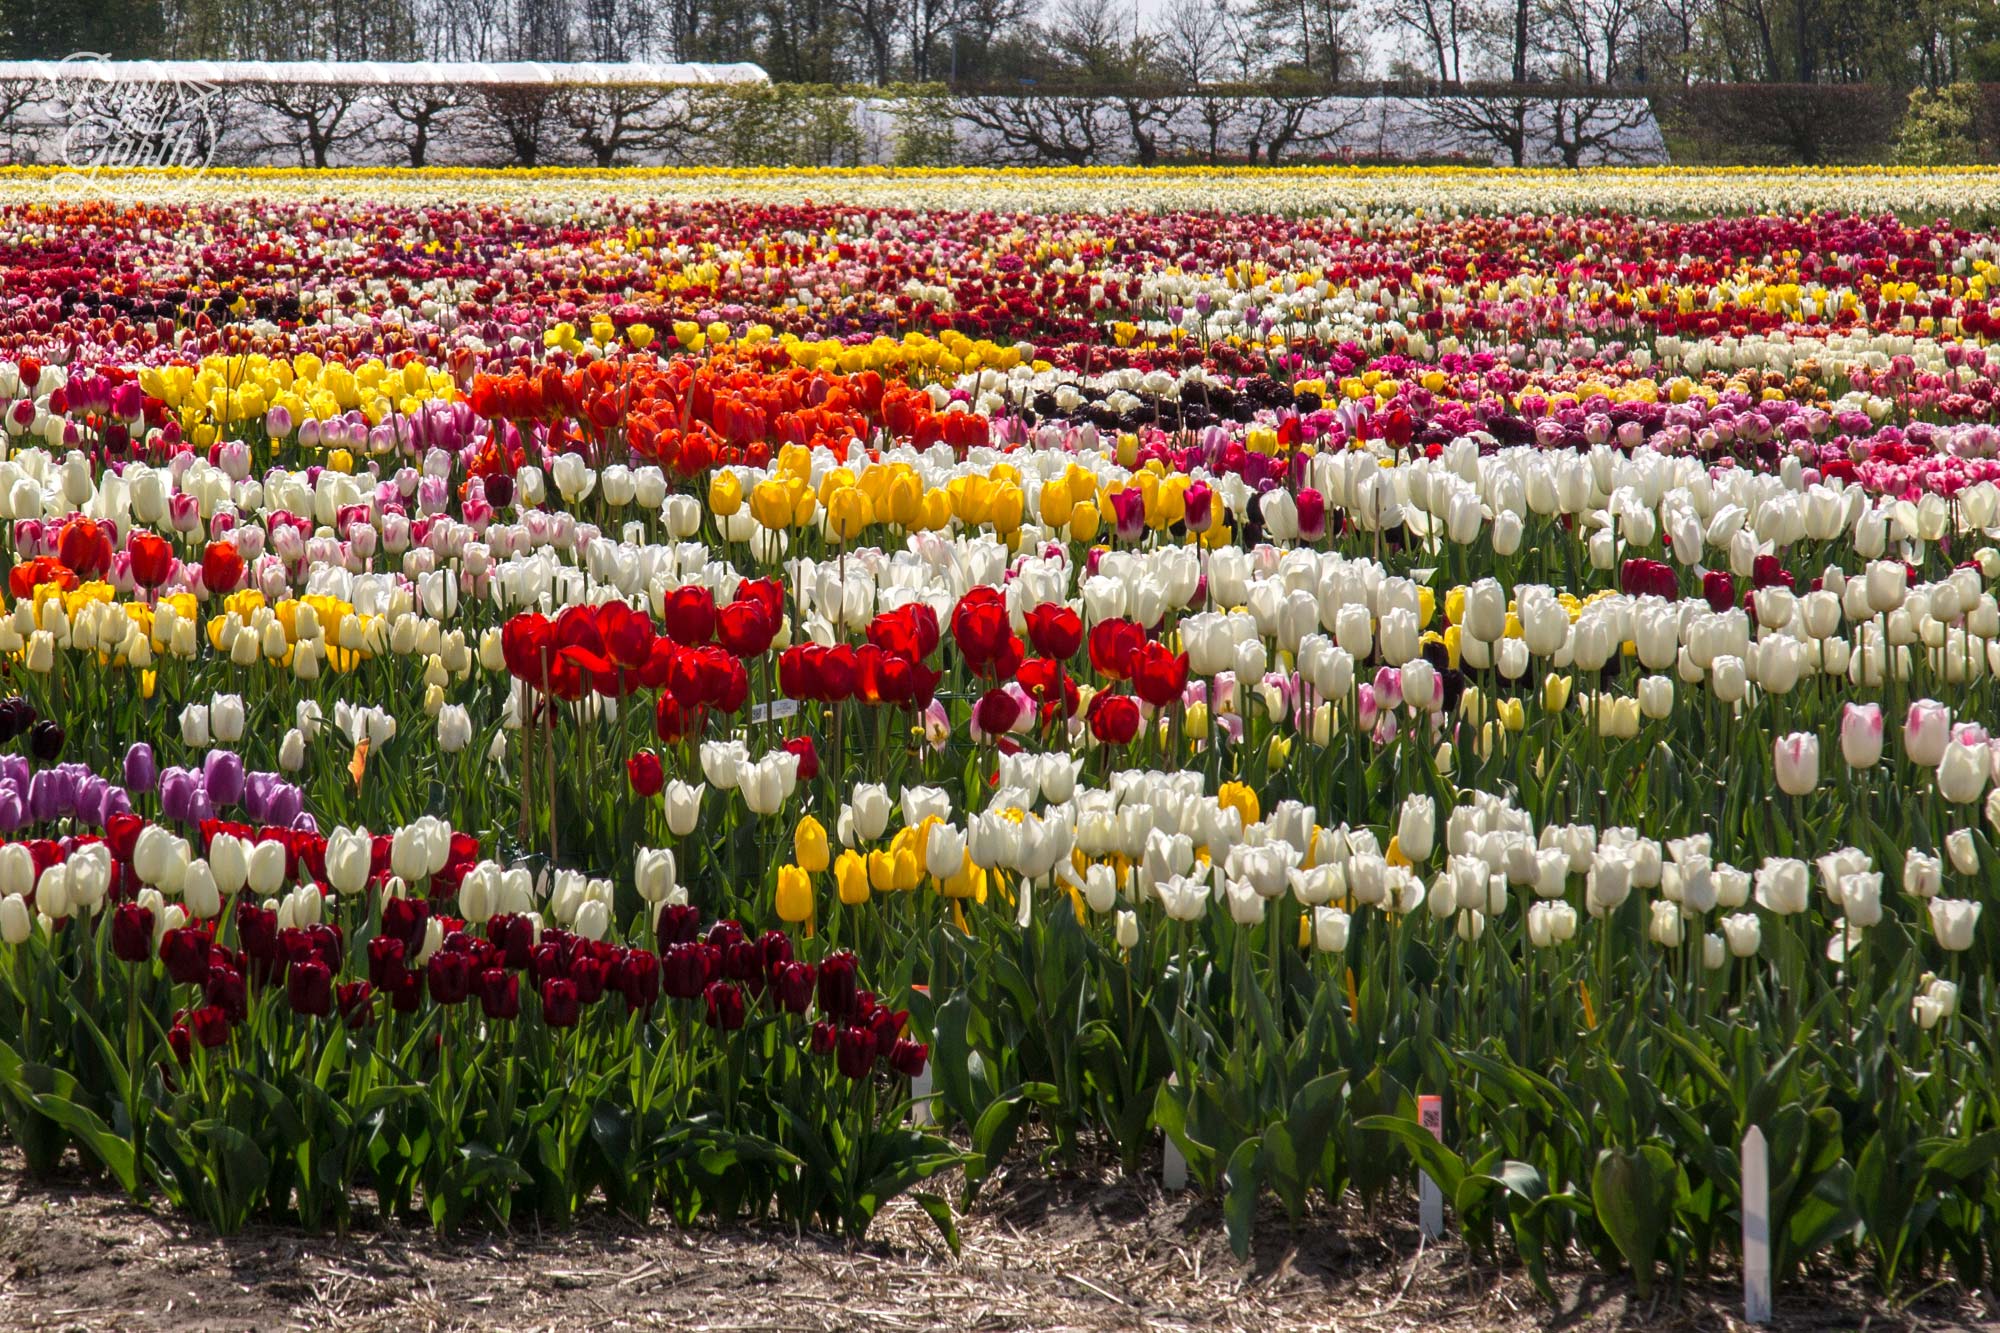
[867,848,899,893]
[1543,673,1573,713]
[1068,503,1101,543]
[794,816,831,874]
[1217,781,1259,827]
[826,487,872,541]
[1038,477,1072,526]
[775,864,813,924]
[749,479,794,531]
[835,850,870,905]
[708,470,743,518]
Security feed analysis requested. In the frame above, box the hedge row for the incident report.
[8,77,2000,169]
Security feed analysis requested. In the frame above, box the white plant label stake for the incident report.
[1162,1074,1187,1192]
[910,1066,934,1126]
[1743,1126,1771,1324]
[1418,1094,1445,1239]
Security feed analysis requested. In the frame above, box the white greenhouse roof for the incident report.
[0,60,769,87]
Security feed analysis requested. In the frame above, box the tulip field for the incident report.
[2,167,2000,1310]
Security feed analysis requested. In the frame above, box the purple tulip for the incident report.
[159,766,199,823]
[98,785,131,825]
[0,787,25,833]
[26,770,58,823]
[70,773,104,822]
[242,772,274,822]
[265,782,303,830]
[124,736,158,788]
[202,750,244,808]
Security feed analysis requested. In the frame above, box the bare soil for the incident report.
[0,1148,1989,1332]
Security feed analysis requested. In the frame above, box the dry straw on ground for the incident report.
[0,1149,1987,1332]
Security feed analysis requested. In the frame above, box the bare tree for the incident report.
[244,82,369,167]
[950,93,1121,162]
[560,83,680,165]
[1236,80,1369,159]
[377,84,473,167]
[1537,0,1652,82]
[829,0,908,81]
[1376,0,1472,81]
[1156,0,1250,84]
[1415,88,1533,161]
[1536,91,1656,161]
[474,84,563,165]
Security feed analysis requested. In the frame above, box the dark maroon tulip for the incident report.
[367,934,407,988]
[771,960,815,1014]
[617,950,661,1014]
[816,950,860,1020]
[111,902,153,962]
[703,980,746,1031]
[477,967,519,1021]
[426,950,472,1005]
[159,927,212,985]
[835,1025,876,1079]
[338,980,376,1030]
[889,1037,930,1078]
[541,977,580,1028]
[287,958,333,1017]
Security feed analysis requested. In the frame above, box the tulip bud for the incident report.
[1947,827,1981,876]
[1929,898,1982,952]
[1773,732,1819,796]
[1840,702,1884,769]
[1396,794,1435,863]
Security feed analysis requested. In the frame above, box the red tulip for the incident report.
[867,603,939,660]
[951,586,1022,679]
[596,601,655,672]
[128,531,174,588]
[56,517,113,579]
[889,1037,930,1078]
[160,926,213,985]
[835,1024,877,1079]
[426,951,472,1005]
[627,750,665,796]
[616,950,662,1014]
[190,1005,231,1048]
[1702,570,1736,614]
[200,540,245,595]
[783,734,820,781]
[501,613,555,690]
[338,980,376,1030]
[1130,641,1189,707]
[656,684,704,736]
[1087,618,1146,680]
[716,599,776,657]
[1015,657,1079,721]
[816,949,860,1018]
[973,686,1024,738]
[1618,558,1677,600]
[1087,691,1141,746]
[1026,603,1083,659]
[661,584,716,645]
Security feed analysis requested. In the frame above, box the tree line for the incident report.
[5,0,2000,90]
